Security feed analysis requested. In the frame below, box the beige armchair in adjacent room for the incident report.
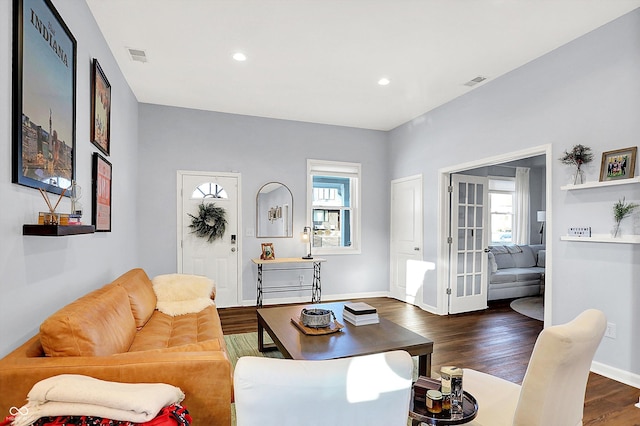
[234,350,414,426]
[464,309,607,426]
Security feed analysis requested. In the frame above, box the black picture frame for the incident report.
[12,0,77,196]
[90,58,111,156]
[92,153,112,232]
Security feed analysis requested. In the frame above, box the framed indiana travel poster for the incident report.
[12,0,77,196]
[90,58,111,156]
[92,153,112,232]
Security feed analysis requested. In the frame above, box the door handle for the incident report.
[231,247,236,252]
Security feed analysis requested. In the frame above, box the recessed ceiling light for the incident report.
[233,52,247,62]
[378,77,390,86]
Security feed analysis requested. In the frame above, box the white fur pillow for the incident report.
[152,274,214,316]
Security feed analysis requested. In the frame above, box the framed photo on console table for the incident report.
[92,153,112,232]
[12,0,77,196]
[90,58,111,156]
[599,147,637,182]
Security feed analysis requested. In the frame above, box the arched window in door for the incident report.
[191,182,228,200]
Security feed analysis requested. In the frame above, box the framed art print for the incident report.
[260,243,275,260]
[599,147,637,182]
[92,153,112,232]
[12,0,77,196]
[90,58,111,155]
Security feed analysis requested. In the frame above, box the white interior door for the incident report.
[178,171,240,308]
[390,175,423,304]
[448,174,488,314]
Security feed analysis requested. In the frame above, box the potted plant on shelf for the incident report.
[612,197,639,237]
[560,144,594,184]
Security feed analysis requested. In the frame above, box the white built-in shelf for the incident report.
[560,177,640,191]
[560,234,640,244]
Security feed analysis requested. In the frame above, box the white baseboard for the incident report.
[591,361,640,390]
[241,291,390,307]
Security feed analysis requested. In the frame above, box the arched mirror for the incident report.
[256,182,293,238]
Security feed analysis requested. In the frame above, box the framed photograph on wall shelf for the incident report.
[599,147,637,182]
[90,58,111,156]
[260,243,275,260]
[12,0,77,196]
[92,153,112,232]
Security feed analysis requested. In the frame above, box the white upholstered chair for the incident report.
[234,350,413,426]
[464,309,607,426]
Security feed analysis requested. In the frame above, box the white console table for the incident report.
[251,257,326,307]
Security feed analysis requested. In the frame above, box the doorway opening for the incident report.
[437,145,552,324]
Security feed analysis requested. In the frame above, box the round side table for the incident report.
[409,391,478,425]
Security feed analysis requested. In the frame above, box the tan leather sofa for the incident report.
[0,268,232,425]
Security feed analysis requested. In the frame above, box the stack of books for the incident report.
[342,302,379,326]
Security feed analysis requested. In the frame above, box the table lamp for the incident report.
[301,226,313,259]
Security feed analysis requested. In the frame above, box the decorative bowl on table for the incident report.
[300,308,334,328]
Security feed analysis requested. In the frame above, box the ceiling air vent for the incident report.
[464,76,487,87]
[128,48,148,63]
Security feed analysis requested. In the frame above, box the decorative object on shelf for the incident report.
[90,58,111,156]
[92,153,112,232]
[260,242,275,260]
[612,197,638,238]
[560,144,593,185]
[568,227,591,237]
[69,180,82,216]
[188,202,227,242]
[300,226,313,259]
[12,0,77,196]
[536,211,546,244]
[37,187,66,225]
[599,147,637,182]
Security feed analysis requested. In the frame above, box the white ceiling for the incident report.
[86,0,640,131]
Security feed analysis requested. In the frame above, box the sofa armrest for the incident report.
[0,343,231,426]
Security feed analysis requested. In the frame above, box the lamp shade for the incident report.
[537,211,546,222]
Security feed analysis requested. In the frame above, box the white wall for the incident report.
[137,104,390,305]
[0,0,140,357]
[389,9,640,381]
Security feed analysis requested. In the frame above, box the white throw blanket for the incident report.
[12,374,184,426]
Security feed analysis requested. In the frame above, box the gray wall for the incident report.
[137,104,390,304]
[389,9,640,377]
[0,0,140,357]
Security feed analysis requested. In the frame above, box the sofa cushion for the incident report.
[487,252,498,273]
[537,250,546,267]
[490,268,543,284]
[493,251,516,270]
[112,268,157,328]
[128,306,224,352]
[513,245,537,268]
[40,284,136,357]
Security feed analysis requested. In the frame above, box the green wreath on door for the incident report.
[188,203,227,242]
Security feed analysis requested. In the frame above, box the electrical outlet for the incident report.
[299,275,304,285]
[605,322,617,339]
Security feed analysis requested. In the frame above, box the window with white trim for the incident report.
[307,159,361,254]
[488,177,515,244]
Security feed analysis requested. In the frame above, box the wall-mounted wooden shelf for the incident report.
[23,225,95,236]
[560,177,640,191]
[560,234,640,244]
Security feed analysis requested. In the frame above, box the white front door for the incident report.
[390,175,423,304]
[178,171,241,308]
[448,174,488,314]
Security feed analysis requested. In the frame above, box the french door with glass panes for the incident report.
[448,174,489,314]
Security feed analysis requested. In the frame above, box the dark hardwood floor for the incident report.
[219,297,640,425]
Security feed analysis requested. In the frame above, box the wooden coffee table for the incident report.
[257,301,434,376]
